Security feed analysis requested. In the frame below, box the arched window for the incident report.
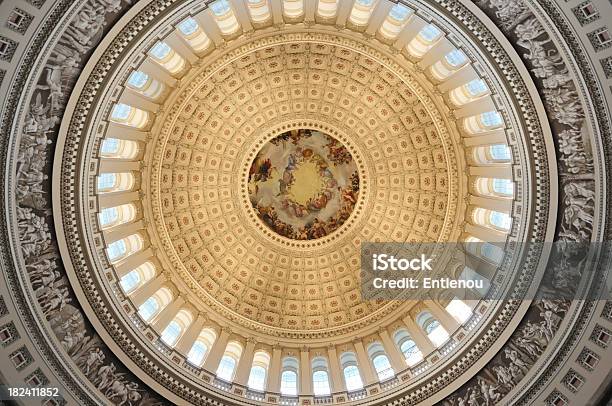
[463,111,504,134]
[98,204,137,229]
[97,173,117,192]
[372,355,393,380]
[490,144,511,161]
[161,321,182,346]
[138,297,159,321]
[96,172,135,193]
[311,357,331,396]
[474,178,514,198]
[417,312,449,347]
[150,42,171,59]
[367,342,394,381]
[106,234,143,264]
[492,178,513,196]
[176,17,211,52]
[450,79,489,105]
[100,138,120,155]
[248,366,267,391]
[120,262,155,294]
[489,211,512,231]
[160,309,193,346]
[126,71,164,99]
[119,271,140,293]
[445,49,467,67]
[216,341,242,381]
[431,49,468,80]
[127,71,149,88]
[393,329,423,366]
[187,328,216,366]
[177,17,198,35]
[138,287,173,322]
[445,298,473,324]
[340,352,363,391]
[481,111,503,127]
[400,340,421,365]
[247,351,270,391]
[471,208,512,232]
[149,41,186,74]
[343,366,362,391]
[471,144,511,164]
[106,239,127,262]
[110,103,149,128]
[312,371,330,396]
[465,236,504,264]
[188,341,208,366]
[481,242,504,263]
[211,0,231,15]
[99,207,119,228]
[217,356,237,381]
[209,0,240,35]
[281,371,298,395]
[406,24,442,57]
[280,357,299,396]
[100,138,140,159]
[378,4,412,39]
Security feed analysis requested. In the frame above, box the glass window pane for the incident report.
[161,321,182,346]
[97,173,117,191]
[100,138,120,155]
[400,340,418,358]
[178,17,199,35]
[138,297,159,321]
[106,239,127,262]
[480,111,502,127]
[490,211,511,230]
[373,355,394,380]
[426,321,449,347]
[490,144,511,161]
[119,270,140,293]
[420,24,441,42]
[111,103,131,120]
[188,341,208,365]
[313,370,331,396]
[280,370,298,395]
[248,366,266,391]
[446,299,473,323]
[482,242,504,263]
[466,79,487,96]
[127,71,149,89]
[216,356,237,381]
[99,207,119,227]
[343,366,363,391]
[150,42,171,59]
[445,49,466,67]
[492,178,513,196]
[389,3,411,20]
[211,0,231,15]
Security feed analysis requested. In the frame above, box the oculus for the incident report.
[248,129,359,240]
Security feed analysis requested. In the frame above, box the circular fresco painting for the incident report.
[248,129,360,240]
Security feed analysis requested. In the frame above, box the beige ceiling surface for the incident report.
[144,36,467,335]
